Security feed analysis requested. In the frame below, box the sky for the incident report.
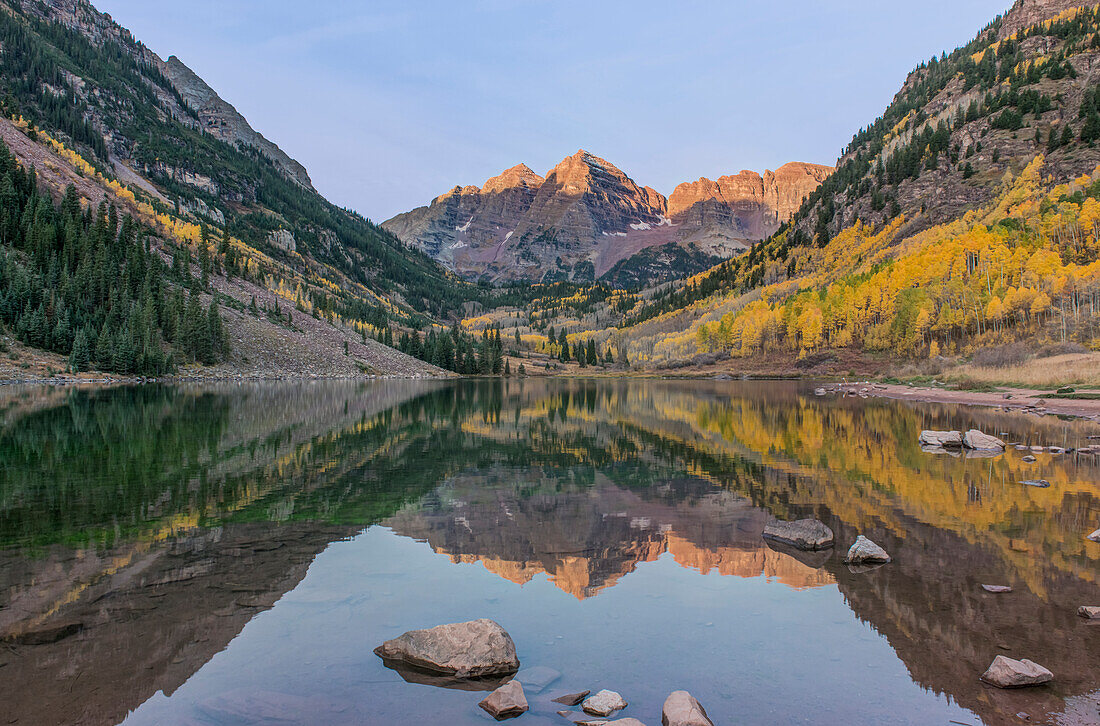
[94,0,1012,223]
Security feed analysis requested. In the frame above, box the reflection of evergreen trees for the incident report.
[0,143,228,374]
[0,387,232,547]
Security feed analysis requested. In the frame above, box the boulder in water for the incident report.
[374,619,519,678]
[963,429,1006,451]
[980,656,1053,688]
[844,536,891,564]
[919,430,963,448]
[1078,606,1100,619]
[762,518,834,551]
[662,690,714,726]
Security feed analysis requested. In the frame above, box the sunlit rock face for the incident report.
[383,153,832,285]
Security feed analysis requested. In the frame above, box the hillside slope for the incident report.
[0,0,483,320]
[0,0,453,378]
[524,0,1100,372]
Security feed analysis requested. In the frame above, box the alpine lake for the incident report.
[1,379,1099,726]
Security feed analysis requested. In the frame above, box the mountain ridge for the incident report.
[383,151,832,286]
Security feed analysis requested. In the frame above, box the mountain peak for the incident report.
[482,163,544,194]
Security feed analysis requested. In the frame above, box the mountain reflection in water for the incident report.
[0,379,1098,726]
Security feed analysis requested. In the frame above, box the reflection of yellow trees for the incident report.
[686,396,1100,596]
[461,383,1100,600]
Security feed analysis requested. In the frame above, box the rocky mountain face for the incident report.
[383,151,832,286]
[160,56,314,190]
[781,0,1100,249]
[0,0,468,321]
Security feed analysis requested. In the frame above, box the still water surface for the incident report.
[1,379,1099,725]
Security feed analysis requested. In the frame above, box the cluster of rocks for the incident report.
[918,429,1006,453]
[373,619,715,724]
[762,518,891,567]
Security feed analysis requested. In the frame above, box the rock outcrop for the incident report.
[998,0,1096,40]
[159,56,314,190]
[374,619,520,678]
[383,152,831,285]
[980,656,1054,688]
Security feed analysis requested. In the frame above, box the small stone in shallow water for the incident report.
[582,690,628,717]
[1019,480,1051,488]
[1078,606,1100,619]
[479,680,529,720]
[1088,529,1100,543]
[982,585,1013,593]
[844,535,891,564]
[1022,455,1036,463]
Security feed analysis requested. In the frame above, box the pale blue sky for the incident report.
[95,0,1011,222]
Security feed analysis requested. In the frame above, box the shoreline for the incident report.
[4,371,1100,423]
[829,382,1100,421]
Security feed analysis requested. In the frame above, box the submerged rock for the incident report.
[982,585,1013,593]
[762,518,835,551]
[1022,455,1037,463]
[608,720,648,726]
[963,429,1006,451]
[479,680,529,720]
[662,690,714,726]
[980,656,1053,688]
[919,430,963,448]
[514,665,560,693]
[1078,606,1100,619]
[374,619,519,678]
[844,536,891,564]
[583,690,628,717]
[552,690,591,706]
[1019,480,1051,488]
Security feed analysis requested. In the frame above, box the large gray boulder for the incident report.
[583,690,628,717]
[844,536,891,564]
[963,429,1006,451]
[374,619,519,678]
[980,656,1053,688]
[762,518,834,551]
[662,690,714,726]
[919,430,963,448]
[479,680,529,719]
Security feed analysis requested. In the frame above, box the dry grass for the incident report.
[947,352,1100,389]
